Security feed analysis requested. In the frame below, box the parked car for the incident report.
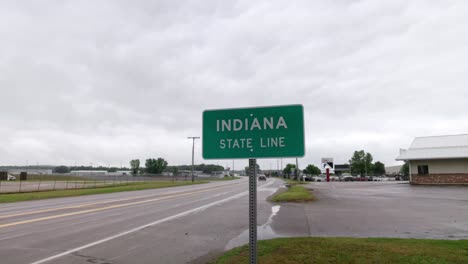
[303,175,315,181]
[312,176,324,182]
[7,174,16,181]
[330,175,340,181]
[342,175,354,181]
[356,176,367,181]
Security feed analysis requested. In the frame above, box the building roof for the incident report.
[396,134,468,161]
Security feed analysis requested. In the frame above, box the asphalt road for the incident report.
[271,181,468,240]
[0,177,283,264]
[2,179,466,264]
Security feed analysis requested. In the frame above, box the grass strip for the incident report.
[271,185,315,202]
[214,237,468,264]
[0,181,207,203]
[285,179,308,185]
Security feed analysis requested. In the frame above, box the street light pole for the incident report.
[187,137,200,182]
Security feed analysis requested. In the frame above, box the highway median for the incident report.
[271,179,315,203]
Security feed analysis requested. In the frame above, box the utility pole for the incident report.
[365,160,367,177]
[295,158,299,181]
[280,158,283,177]
[276,159,279,176]
[187,137,200,182]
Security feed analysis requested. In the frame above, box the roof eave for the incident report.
[396,156,468,161]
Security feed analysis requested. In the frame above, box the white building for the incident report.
[396,134,468,184]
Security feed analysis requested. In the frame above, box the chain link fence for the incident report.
[0,172,216,194]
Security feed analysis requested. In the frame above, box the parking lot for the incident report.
[270,182,468,240]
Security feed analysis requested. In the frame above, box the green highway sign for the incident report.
[202,105,305,159]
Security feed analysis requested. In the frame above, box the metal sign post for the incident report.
[202,105,306,264]
[248,158,257,264]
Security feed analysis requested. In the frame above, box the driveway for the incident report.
[271,181,468,240]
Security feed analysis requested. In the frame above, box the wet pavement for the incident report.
[271,181,468,240]
[1,179,466,264]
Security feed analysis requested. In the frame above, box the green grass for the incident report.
[285,179,307,185]
[0,181,207,203]
[271,185,315,202]
[214,237,468,264]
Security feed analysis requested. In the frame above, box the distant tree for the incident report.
[303,164,321,175]
[349,150,365,176]
[130,159,140,175]
[283,164,296,179]
[53,166,70,174]
[349,150,374,176]
[107,167,118,173]
[165,164,225,174]
[373,161,386,175]
[196,164,225,174]
[244,163,261,175]
[145,158,168,174]
[365,153,374,175]
[400,161,409,176]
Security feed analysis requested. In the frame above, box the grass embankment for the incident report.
[271,179,314,202]
[214,237,468,264]
[0,181,207,203]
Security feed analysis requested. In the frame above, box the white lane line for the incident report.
[30,179,275,264]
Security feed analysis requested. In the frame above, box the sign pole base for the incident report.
[248,158,257,264]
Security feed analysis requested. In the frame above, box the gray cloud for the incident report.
[1,0,468,169]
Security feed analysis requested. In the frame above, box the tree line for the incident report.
[270,149,387,180]
[166,164,224,174]
[349,150,385,176]
[53,160,225,176]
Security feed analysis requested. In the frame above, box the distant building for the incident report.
[385,165,402,175]
[178,170,204,178]
[70,170,108,176]
[334,164,350,175]
[396,134,468,184]
[5,168,52,175]
[211,171,229,178]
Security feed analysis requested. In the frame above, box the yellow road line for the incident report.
[0,183,243,228]
[0,182,244,220]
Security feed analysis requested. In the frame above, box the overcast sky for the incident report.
[1,0,468,170]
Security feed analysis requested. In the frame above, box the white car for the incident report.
[329,175,340,181]
[312,176,325,182]
[7,174,16,181]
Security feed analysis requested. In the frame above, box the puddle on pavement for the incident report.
[224,205,283,250]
